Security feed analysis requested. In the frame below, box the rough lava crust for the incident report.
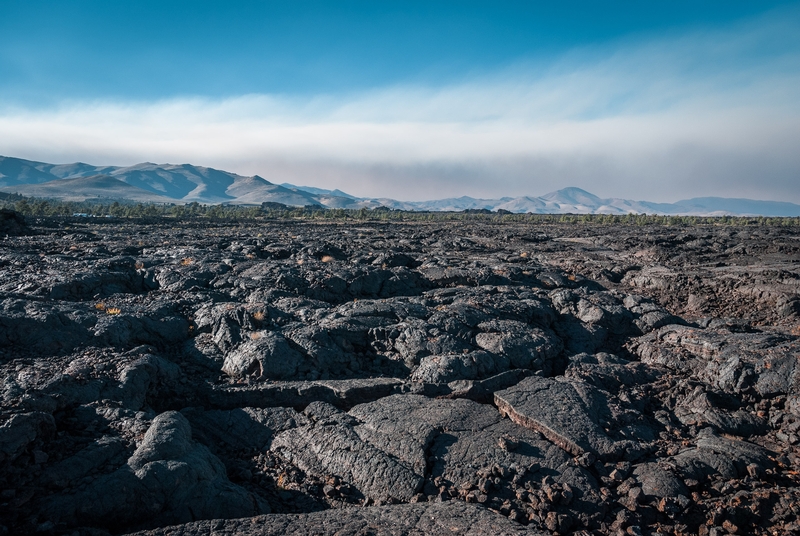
[1,212,799,535]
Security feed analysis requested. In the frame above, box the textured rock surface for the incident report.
[1,217,799,535]
[41,411,263,530]
[130,501,547,535]
[495,376,621,460]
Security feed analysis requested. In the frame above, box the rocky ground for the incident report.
[1,213,799,536]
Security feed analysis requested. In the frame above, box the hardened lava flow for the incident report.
[1,212,800,535]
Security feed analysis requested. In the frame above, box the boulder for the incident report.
[632,462,689,498]
[222,331,304,380]
[43,411,263,530]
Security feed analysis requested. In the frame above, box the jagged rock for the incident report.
[0,411,55,463]
[411,351,508,383]
[2,216,799,536]
[565,352,659,392]
[623,294,684,333]
[474,321,562,373]
[628,325,800,397]
[222,331,304,380]
[194,302,275,353]
[348,394,601,520]
[632,462,689,498]
[674,386,768,436]
[205,377,404,409]
[118,354,182,410]
[694,428,774,470]
[442,369,533,401]
[154,261,230,292]
[181,332,225,370]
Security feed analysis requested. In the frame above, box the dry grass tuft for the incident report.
[321,255,335,263]
[252,311,266,321]
[106,307,122,315]
[181,257,194,266]
[95,302,106,311]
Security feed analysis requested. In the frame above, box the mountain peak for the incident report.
[1,156,798,216]
[541,187,603,205]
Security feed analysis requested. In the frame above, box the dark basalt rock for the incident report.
[0,209,27,235]
[181,406,308,452]
[495,376,622,460]
[41,411,264,531]
[130,501,546,535]
[0,411,55,464]
[272,420,425,502]
[632,462,689,499]
[1,217,799,535]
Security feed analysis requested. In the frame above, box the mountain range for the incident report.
[1,155,799,216]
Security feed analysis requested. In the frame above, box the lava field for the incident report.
[1,213,799,535]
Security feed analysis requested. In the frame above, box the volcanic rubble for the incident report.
[1,213,799,535]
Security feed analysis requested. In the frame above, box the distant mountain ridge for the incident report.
[1,155,799,216]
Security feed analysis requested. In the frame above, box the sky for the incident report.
[1,1,799,202]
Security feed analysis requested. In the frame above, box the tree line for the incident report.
[1,192,798,227]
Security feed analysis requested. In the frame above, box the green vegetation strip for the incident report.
[1,192,798,226]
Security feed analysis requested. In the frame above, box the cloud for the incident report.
[0,8,799,202]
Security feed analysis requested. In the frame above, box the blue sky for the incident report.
[1,1,799,202]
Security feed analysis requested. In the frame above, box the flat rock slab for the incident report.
[272,422,424,502]
[205,378,404,409]
[128,501,544,535]
[494,376,619,460]
[348,394,599,517]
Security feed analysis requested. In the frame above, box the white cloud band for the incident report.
[1,9,798,202]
